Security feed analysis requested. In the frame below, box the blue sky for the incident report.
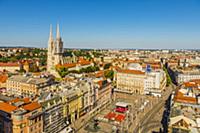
[0,0,200,49]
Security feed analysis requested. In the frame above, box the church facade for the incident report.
[46,24,93,77]
[47,24,64,75]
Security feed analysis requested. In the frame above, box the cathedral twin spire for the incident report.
[49,24,61,42]
[47,23,64,73]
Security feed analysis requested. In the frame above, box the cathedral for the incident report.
[47,24,64,74]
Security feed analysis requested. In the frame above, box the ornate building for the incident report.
[47,24,64,74]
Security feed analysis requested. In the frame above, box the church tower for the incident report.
[54,24,64,65]
[47,24,64,74]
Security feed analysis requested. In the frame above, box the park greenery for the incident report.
[64,50,103,59]
[56,65,100,78]
[56,66,69,78]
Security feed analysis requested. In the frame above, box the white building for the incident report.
[144,70,166,97]
[176,72,200,84]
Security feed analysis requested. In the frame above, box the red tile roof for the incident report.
[0,74,8,83]
[190,79,200,85]
[115,114,125,122]
[63,63,76,68]
[57,60,91,68]
[95,71,104,78]
[184,82,197,88]
[79,61,91,66]
[56,63,76,68]
[97,80,103,88]
[118,69,145,75]
[0,62,19,67]
[0,102,17,113]
[104,112,116,120]
[9,98,30,104]
[22,102,41,111]
[78,58,91,66]
[142,63,161,70]
[174,91,197,104]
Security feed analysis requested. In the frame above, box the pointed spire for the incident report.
[56,23,60,39]
[49,24,53,41]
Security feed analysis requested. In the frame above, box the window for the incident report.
[39,123,41,127]
[38,116,41,121]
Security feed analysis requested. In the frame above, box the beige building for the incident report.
[0,98,43,133]
[0,62,21,73]
[116,69,146,94]
[6,75,54,97]
[116,69,166,95]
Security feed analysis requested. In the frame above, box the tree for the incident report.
[104,70,114,80]
[56,66,69,78]
[104,63,112,69]
[163,66,172,86]
[79,66,99,73]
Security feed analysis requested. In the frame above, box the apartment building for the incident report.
[6,74,54,97]
[0,62,22,73]
[0,98,43,133]
[96,79,112,108]
[62,88,83,125]
[40,94,66,133]
[168,80,200,133]
[0,110,12,133]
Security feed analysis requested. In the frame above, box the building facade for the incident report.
[0,62,21,73]
[40,95,66,133]
[6,75,54,97]
[116,69,166,95]
[177,73,200,84]
[144,70,166,97]
[0,110,12,133]
[0,98,43,133]
[116,69,146,94]
[47,24,64,75]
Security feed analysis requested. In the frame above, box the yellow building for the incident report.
[62,89,83,125]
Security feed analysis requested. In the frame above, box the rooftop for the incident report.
[8,75,53,85]
[0,102,17,113]
[22,102,41,111]
[0,62,20,67]
[117,69,145,75]
[0,98,41,114]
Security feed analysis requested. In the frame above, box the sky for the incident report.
[0,0,200,49]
